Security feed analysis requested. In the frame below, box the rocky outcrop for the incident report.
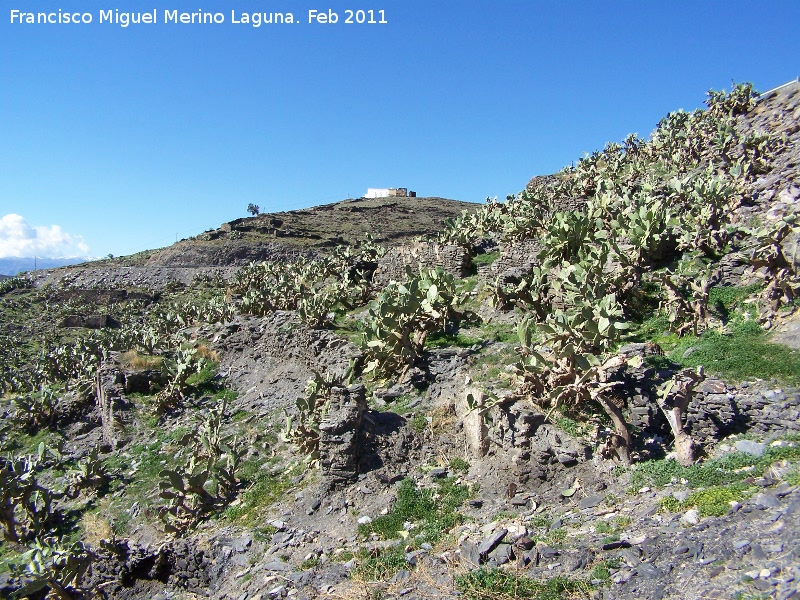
[213,313,361,413]
[86,539,211,595]
[319,384,368,489]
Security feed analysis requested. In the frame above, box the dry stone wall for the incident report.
[617,344,800,446]
[28,266,239,290]
[319,383,367,489]
[478,238,541,285]
[373,242,470,285]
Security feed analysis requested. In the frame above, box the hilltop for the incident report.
[1,80,800,600]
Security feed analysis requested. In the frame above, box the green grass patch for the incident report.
[358,477,470,544]
[455,569,589,600]
[671,320,800,385]
[590,556,621,583]
[410,413,428,433]
[708,284,762,313]
[351,545,407,582]
[685,484,751,517]
[301,557,321,570]
[225,474,292,526]
[478,323,518,344]
[449,457,470,474]
[426,330,481,349]
[528,514,551,529]
[554,416,585,438]
[492,510,517,521]
[472,251,501,267]
[3,427,66,455]
[630,439,800,491]
[185,361,219,391]
[661,483,754,518]
[546,527,567,545]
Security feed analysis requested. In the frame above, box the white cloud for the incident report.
[0,214,90,259]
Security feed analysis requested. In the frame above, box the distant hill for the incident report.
[212,196,479,247]
[0,256,91,276]
[81,196,480,268]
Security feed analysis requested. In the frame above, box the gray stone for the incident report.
[556,453,578,466]
[490,543,514,565]
[638,563,662,578]
[753,492,782,509]
[735,440,766,457]
[478,529,508,559]
[680,509,700,526]
[267,586,286,598]
[459,541,480,567]
[579,495,605,510]
[392,570,411,583]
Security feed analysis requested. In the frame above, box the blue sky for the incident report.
[1,1,798,258]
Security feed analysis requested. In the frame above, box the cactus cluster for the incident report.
[9,536,92,600]
[467,83,795,462]
[155,347,209,415]
[0,444,61,543]
[158,399,244,534]
[282,372,336,466]
[233,242,382,328]
[360,266,466,379]
[0,276,32,297]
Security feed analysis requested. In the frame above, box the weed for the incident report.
[332,549,355,563]
[591,561,611,582]
[301,557,321,570]
[185,360,219,390]
[225,474,292,526]
[493,510,517,521]
[546,527,567,545]
[671,321,800,385]
[253,524,278,542]
[358,477,469,544]
[554,416,584,437]
[351,545,407,581]
[410,413,428,433]
[528,514,551,529]
[448,457,470,474]
[81,511,114,546]
[477,323,518,344]
[786,467,800,487]
[472,251,501,267]
[661,484,751,517]
[426,331,481,349]
[120,350,163,370]
[455,569,589,600]
[594,521,614,534]
[707,284,762,313]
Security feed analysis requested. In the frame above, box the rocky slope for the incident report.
[1,81,800,600]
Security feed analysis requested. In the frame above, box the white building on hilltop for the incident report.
[364,187,416,199]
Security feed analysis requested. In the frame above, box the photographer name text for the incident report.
[9,8,388,27]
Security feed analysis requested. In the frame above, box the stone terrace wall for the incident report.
[373,242,470,286]
[28,266,239,290]
[477,238,541,285]
[618,348,800,445]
